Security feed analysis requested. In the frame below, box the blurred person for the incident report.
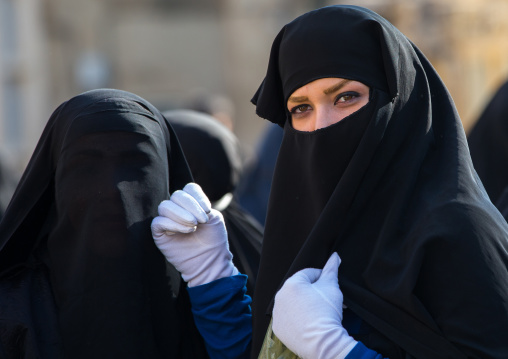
[163,109,263,295]
[0,89,210,358]
[151,5,508,359]
[235,123,283,225]
[468,79,508,219]
[187,92,236,131]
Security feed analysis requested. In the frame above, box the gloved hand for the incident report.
[151,183,238,287]
[272,253,357,359]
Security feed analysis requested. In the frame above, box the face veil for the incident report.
[0,89,209,358]
[251,5,508,359]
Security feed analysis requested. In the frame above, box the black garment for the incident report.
[251,5,508,359]
[468,80,508,206]
[164,109,262,295]
[235,123,283,225]
[0,89,209,359]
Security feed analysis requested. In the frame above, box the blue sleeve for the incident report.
[187,274,252,359]
[345,342,387,359]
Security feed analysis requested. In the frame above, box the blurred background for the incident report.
[1,0,508,180]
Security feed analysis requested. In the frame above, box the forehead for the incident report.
[61,112,165,154]
[289,77,368,96]
[64,131,153,155]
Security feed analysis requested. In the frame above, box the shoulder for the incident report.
[418,199,508,249]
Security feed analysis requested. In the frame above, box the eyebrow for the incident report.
[323,79,352,95]
[287,95,309,103]
[287,79,353,103]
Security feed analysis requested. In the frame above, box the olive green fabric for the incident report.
[258,319,300,359]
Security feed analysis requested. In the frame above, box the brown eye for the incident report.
[338,95,353,102]
[291,104,311,114]
[335,91,359,104]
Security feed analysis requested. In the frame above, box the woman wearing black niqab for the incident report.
[249,5,508,359]
[467,79,508,219]
[0,89,209,358]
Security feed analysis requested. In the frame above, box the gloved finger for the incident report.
[285,267,322,286]
[158,200,198,226]
[151,216,197,237]
[206,208,225,225]
[319,252,341,284]
[183,183,212,214]
[171,190,209,224]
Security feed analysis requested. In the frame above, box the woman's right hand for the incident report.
[272,253,357,359]
[151,183,237,287]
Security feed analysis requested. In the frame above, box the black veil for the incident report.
[0,89,208,358]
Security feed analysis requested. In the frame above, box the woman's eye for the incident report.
[290,104,311,114]
[335,92,359,104]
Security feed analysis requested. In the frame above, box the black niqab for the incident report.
[251,6,508,359]
[0,89,208,358]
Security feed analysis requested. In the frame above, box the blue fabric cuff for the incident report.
[345,342,386,359]
[187,274,252,359]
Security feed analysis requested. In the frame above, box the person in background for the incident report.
[0,89,210,359]
[164,109,263,295]
[186,92,236,131]
[235,123,283,226]
[152,5,508,359]
[467,79,508,220]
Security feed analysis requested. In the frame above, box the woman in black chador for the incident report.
[152,5,508,359]
[0,89,209,358]
[468,80,508,219]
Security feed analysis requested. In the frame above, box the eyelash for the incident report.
[289,91,360,115]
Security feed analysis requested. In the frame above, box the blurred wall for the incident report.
[347,0,508,132]
[1,0,508,172]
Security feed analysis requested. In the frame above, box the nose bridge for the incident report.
[314,105,333,131]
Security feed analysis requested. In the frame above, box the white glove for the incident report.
[151,183,238,287]
[272,253,357,359]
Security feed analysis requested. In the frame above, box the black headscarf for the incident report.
[468,80,508,207]
[251,6,508,359]
[164,109,262,295]
[0,89,209,358]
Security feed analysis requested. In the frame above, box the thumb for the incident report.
[288,267,322,285]
[319,252,341,284]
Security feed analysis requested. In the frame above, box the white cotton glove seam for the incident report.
[314,287,343,319]
[335,341,358,359]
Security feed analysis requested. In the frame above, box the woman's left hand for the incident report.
[272,253,357,359]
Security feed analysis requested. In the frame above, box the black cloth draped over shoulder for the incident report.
[468,80,508,216]
[251,5,508,359]
[0,89,209,358]
[164,109,263,296]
